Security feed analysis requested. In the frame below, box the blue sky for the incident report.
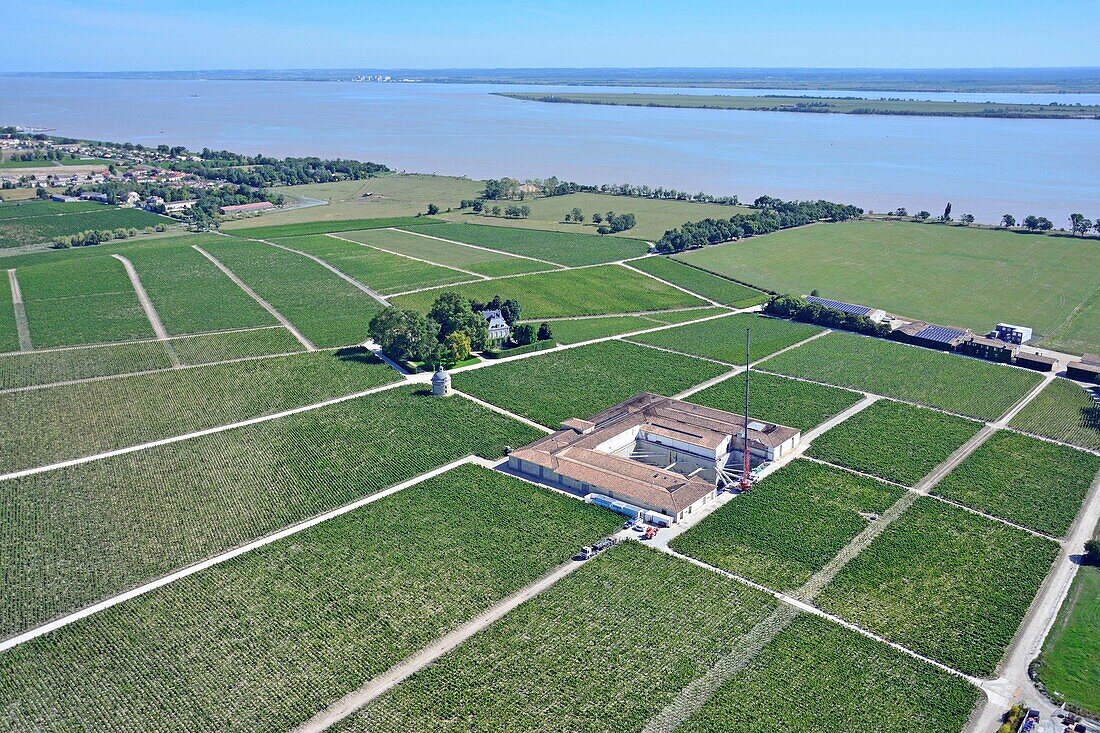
[4,0,1099,71]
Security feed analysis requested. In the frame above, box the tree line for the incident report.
[481,177,741,206]
[764,294,891,337]
[165,151,389,188]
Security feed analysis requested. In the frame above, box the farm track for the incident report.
[620,260,723,307]
[7,268,31,351]
[245,235,391,307]
[325,232,490,280]
[393,226,566,268]
[111,254,181,367]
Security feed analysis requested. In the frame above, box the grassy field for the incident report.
[686,371,863,432]
[675,220,1100,355]
[933,431,1100,537]
[0,207,167,248]
[629,256,768,306]
[818,497,1060,677]
[0,200,105,219]
[0,388,542,638]
[0,464,616,731]
[1010,377,1100,451]
[671,460,903,591]
[17,256,154,347]
[452,340,727,428]
[401,221,649,266]
[628,312,822,365]
[391,264,706,319]
[678,614,981,732]
[1,348,399,473]
[762,331,1042,421]
[226,216,440,239]
[336,226,553,276]
[807,400,983,486]
[200,237,384,347]
[340,543,777,733]
[1035,562,1100,716]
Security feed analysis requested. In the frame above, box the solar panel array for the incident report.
[914,324,969,344]
[804,295,872,316]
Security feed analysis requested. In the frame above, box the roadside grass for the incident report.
[807,400,983,486]
[686,371,863,432]
[0,464,615,731]
[670,460,903,591]
[762,331,1042,421]
[0,207,166,249]
[629,256,768,307]
[817,497,1060,677]
[226,216,441,240]
[1010,377,1100,452]
[340,542,777,733]
[336,227,552,276]
[0,388,542,639]
[628,312,822,365]
[390,264,706,319]
[1034,563,1100,717]
[452,340,727,428]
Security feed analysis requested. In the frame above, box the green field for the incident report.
[807,400,982,486]
[678,614,981,732]
[401,221,650,266]
[169,327,305,365]
[687,371,863,432]
[671,460,903,591]
[340,543,776,733]
[336,226,553,276]
[17,256,154,347]
[0,206,167,248]
[628,312,822,365]
[452,340,727,428]
[0,200,105,219]
[675,220,1100,355]
[818,497,1060,676]
[1010,377,1100,451]
[0,339,172,390]
[933,431,1100,537]
[532,315,657,344]
[0,388,541,637]
[1,348,399,473]
[762,331,1042,421]
[0,464,616,731]
[391,264,706,319]
[227,216,441,240]
[0,272,18,352]
[200,238,384,347]
[629,256,768,306]
[1035,562,1100,716]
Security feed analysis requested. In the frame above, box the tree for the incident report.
[1037,217,1054,231]
[536,322,553,341]
[35,187,49,199]
[491,205,501,216]
[426,203,440,215]
[367,307,437,363]
[428,291,488,349]
[1094,219,1100,236]
[512,323,535,346]
[445,331,472,362]
[1069,213,1090,236]
[1023,215,1040,232]
[960,214,975,226]
[570,207,584,223]
[592,212,603,224]
[1084,539,1100,566]
[942,202,952,222]
[471,199,484,213]
[916,210,931,220]
[894,207,908,217]
[500,298,521,325]
[1001,214,1016,228]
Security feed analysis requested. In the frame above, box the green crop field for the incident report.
[335,226,553,276]
[0,464,616,731]
[818,498,1060,677]
[762,331,1042,421]
[452,340,727,428]
[200,238,384,347]
[0,388,542,637]
[1,348,399,473]
[0,200,105,219]
[225,216,441,239]
[1010,377,1100,451]
[674,220,1100,355]
[1035,563,1100,717]
[17,256,154,347]
[628,313,822,365]
[532,315,656,344]
[169,327,306,365]
[0,274,18,352]
[933,431,1100,537]
[339,543,776,733]
[0,206,167,248]
[687,371,863,432]
[391,263,706,319]
[678,614,981,732]
[0,340,173,390]
[671,460,902,591]
[272,234,471,294]
[643,306,731,324]
[629,256,768,307]
[807,400,982,486]
[401,221,649,266]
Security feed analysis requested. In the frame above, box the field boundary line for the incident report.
[998,425,1100,457]
[0,324,287,358]
[7,268,32,351]
[394,226,566,268]
[0,455,479,653]
[533,305,728,322]
[619,261,722,307]
[452,389,554,434]
[382,260,634,299]
[192,244,317,352]
[111,254,181,367]
[245,236,391,307]
[325,232,491,280]
[623,338,740,368]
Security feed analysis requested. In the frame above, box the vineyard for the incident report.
[341,542,777,733]
[628,256,768,307]
[687,371,863,432]
[628,312,822,365]
[225,216,440,239]
[0,464,617,732]
[535,315,657,344]
[0,206,166,249]
[1009,377,1100,451]
[932,430,1100,537]
[0,277,18,352]
[390,263,706,319]
[762,331,1042,421]
[0,340,174,390]
[337,227,552,277]
[1,348,400,472]
[200,238,385,347]
[452,340,727,427]
[400,221,650,266]
[0,388,542,637]
[169,327,306,366]
[0,200,105,219]
[677,614,981,732]
[807,400,982,486]
[817,497,1060,677]
[670,460,902,591]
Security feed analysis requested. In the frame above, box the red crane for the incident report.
[741,327,753,491]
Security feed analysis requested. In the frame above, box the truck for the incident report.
[574,537,617,561]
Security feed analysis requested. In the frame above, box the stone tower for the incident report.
[431,365,452,397]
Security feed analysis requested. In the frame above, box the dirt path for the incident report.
[620,261,723,307]
[394,226,565,269]
[7,268,32,351]
[325,232,490,280]
[248,236,391,307]
[111,254,181,367]
[192,244,317,352]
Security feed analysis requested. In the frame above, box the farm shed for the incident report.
[893,321,972,351]
[958,335,1018,363]
[1014,352,1056,372]
[804,295,886,323]
[1066,356,1100,383]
